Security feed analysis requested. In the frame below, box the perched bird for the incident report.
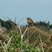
[27,18,35,26]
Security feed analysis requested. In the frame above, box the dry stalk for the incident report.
[39,35,44,52]
[18,26,28,52]
[0,36,13,52]
[30,39,38,46]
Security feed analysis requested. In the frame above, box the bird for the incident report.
[27,18,35,26]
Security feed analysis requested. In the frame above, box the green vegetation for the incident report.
[0,18,52,52]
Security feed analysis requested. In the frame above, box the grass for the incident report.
[0,26,52,52]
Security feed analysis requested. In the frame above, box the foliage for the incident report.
[0,19,5,27]
[0,18,52,52]
[0,19,16,30]
[5,20,16,30]
[8,30,21,52]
